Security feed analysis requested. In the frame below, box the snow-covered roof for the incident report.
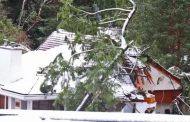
[0,29,136,100]
[38,29,75,51]
[1,43,85,100]
[38,29,93,51]
[113,75,136,99]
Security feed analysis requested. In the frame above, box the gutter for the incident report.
[0,88,58,101]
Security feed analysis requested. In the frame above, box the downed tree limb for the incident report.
[76,93,93,111]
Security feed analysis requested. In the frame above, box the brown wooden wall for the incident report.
[151,90,181,103]
[32,100,54,110]
[0,95,5,109]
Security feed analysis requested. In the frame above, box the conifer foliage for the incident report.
[40,0,136,111]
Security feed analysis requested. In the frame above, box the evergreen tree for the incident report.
[0,0,60,49]
[127,0,190,114]
[0,17,31,46]
[40,0,136,111]
[127,0,190,71]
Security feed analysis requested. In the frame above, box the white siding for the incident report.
[143,65,181,91]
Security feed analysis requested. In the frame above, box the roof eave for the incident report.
[0,88,58,101]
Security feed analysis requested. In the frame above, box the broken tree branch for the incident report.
[177,96,190,109]
[76,93,93,111]
[121,0,136,37]
[175,101,184,115]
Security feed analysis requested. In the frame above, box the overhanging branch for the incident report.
[68,47,123,65]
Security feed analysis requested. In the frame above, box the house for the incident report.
[0,45,59,110]
[0,30,81,110]
[0,29,99,110]
[144,57,181,113]
[0,29,182,112]
[0,28,130,110]
[121,53,182,114]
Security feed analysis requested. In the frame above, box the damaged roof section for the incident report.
[123,53,181,91]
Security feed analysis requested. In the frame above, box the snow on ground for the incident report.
[0,110,190,122]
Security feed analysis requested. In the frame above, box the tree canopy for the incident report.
[127,0,190,71]
[40,0,136,111]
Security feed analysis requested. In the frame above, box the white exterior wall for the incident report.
[7,97,33,110]
[143,65,181,91]
[136,102,156,113]
[8,97,15,109]
[121,102,134,113]
[0,46,22,83]
[122,102,157,113]
[155,103,173,114]
[27,101,33,110]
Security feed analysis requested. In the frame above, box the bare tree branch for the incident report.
[174,101,184,115]
[177,96,190,109]
[73,7,132,15]
[120,0,136,49]
[130,57,138,74]
[18,0,27,27]
[38,0,48,16]
[68,0,136,50]
[121,0,136,36]
[27,0,48,32]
